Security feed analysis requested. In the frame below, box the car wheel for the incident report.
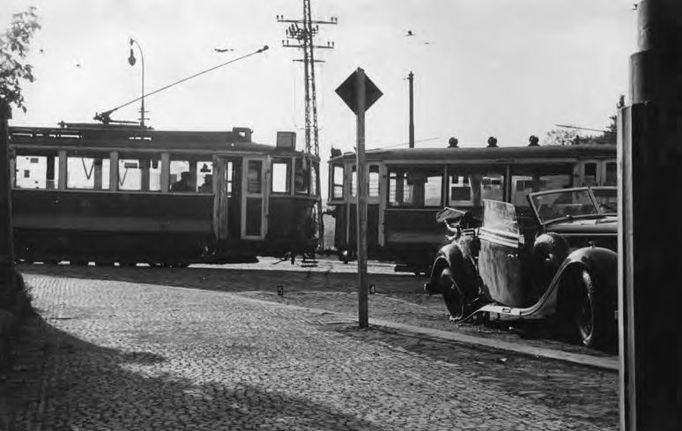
[569,269,612,349]
[439,267,465,320]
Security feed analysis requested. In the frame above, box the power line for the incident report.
[94,45,269,125]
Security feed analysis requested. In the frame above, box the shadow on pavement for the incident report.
[323,323,619,430]
[9,315,385,431]
[18,264,424,296]
[19,264,616,360]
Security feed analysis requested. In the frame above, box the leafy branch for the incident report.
[0,6,41,113]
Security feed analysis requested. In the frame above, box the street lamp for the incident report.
[128,38,146,127]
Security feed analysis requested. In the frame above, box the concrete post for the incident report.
[619,1,682,429]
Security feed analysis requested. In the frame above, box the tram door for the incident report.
[241,157,268,240]
[212,157,242,240]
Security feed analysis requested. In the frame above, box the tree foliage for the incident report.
[0,6,40,112]
[543,115,617,146]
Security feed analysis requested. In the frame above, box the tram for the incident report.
[327,141,616,273]
[9,123,320,266]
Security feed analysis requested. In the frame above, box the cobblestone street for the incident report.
[3,265,619,430]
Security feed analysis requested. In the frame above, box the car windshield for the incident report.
[529,188,603,225]
[591,186,618,215]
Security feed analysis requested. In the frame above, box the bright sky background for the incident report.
[2,0,637,184]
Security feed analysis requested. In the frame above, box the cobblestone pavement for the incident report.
[2,268,618,430]
[18,260,617,359]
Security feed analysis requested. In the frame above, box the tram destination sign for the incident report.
[335,70,383,115]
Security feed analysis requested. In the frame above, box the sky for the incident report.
[2,0,637,175]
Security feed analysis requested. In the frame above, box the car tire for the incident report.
[439,267,465,320]
[576,269,613,348]
[562,269,610,349]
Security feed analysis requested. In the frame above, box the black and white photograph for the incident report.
[0,1,678,430]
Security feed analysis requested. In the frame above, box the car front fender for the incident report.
[540,246,618,316]
[424,242,478,296]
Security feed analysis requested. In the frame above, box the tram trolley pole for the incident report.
[336,68,383,328]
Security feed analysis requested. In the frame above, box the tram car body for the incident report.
[327,143,616,273]
[9,124,321,266]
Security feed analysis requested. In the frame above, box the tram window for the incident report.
[169,160,194,193]
[196,161,213,193]
[511,165,572,207]
[583,162,598,186]
[120,158,162,191]
[448,171,504,206]
[448,174,471,203]
[294,158,310,195]
[369,166,379,197]
[271,159,291,194]
[226,161,234,196]
[245,198,262,236]
[604,162,617,186]
[247,160,263,194]
[351,166,357,197]
[479,173,504,202]
[311,162,319,196]
[350,165,379,198]
[388,167,443,208]
[66,155,110,190]
[14,154,59,189]
[332,165,344,199]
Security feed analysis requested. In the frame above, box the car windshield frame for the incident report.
[528,187,607,226]
[590,186,618,216]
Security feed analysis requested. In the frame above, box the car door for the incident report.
[477,199,527,307]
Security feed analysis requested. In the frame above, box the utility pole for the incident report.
[278,0,336,256]
[618,1,681,430]
[408,71,415,148]
[277,0,337,157]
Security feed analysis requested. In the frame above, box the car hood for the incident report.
[545,216,618,235]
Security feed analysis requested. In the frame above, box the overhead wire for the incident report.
[95,45,269,123]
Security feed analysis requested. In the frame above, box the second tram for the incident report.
[327,142,617,273]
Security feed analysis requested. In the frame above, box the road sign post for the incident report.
[336,68,382,329]
[355,70,368,328]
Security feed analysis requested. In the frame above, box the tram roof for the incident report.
[7,123,301,154]
[329,143,616,163]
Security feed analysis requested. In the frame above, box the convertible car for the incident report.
[424,187,618,348]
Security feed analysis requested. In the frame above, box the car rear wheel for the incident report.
[560,268,610,349]
[439,267,465,320]
[576,274,595,347]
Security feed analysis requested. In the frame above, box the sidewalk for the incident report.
[3,274,618,430]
